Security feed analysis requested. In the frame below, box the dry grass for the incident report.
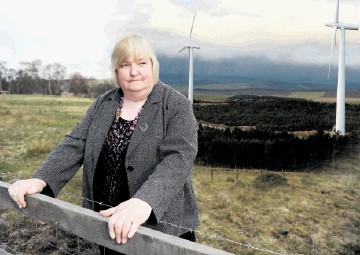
[0,94,92,181]
[194,93,232,102]
[287,91,326,100]
[316,97,360,104]
[0,94,359,255]
[193,158,360,255]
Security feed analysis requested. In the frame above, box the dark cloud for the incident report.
[158,54,360,89]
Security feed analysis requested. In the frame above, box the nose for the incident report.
[130,65,139,76]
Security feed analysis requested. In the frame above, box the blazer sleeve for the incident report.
[32,95,101,197]
[133,91,198,223]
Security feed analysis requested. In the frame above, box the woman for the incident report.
[8,34,199,254]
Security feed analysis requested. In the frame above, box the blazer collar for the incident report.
[113,80,164,105]
[147,81,165,104]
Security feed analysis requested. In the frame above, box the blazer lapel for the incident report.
[126,83,164,157]
[92,90,121,166]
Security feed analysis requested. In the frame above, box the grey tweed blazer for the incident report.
[33,81,199,236]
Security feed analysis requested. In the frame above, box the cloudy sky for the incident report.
[1,0,359,83]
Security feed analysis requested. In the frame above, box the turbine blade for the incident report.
[332,25,337,46]
[328,26,338,78]
[179,46,187,53]
[335,0,339,23]
[189,12,196,45]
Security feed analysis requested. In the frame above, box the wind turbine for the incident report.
[179,12,200,104]
[326,0,358,135]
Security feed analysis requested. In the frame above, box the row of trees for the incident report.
[0,61,115,97]
[193,95,360,131]
[66,73,115,97]
[0,60,65,95]
[197,126,358,170]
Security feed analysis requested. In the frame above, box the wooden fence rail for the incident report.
[0,248,12,255]
[0,181,235,255]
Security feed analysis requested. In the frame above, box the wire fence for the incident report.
[0,172,288,255]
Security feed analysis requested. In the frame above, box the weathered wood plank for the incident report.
[0,248,12,255]
[0,181,235,255]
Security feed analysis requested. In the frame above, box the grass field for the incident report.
[177,89,232,102]
[286,91,360,104]
[317,97,360,104]
[287,91,326,100]
[194,93,232,102]
[0,94,359,255]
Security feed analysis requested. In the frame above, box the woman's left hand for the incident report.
[99,198,152,244]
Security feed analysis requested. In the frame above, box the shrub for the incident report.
[253,173,288,190]
[226,177,235,182]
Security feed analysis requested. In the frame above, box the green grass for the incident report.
[1,94,359,255]
[175,88,232,102]
[0,94,92,189]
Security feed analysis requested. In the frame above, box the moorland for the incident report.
[0,92,359,255]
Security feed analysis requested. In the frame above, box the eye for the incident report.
[139,61,147,66]
[120,63,130,68]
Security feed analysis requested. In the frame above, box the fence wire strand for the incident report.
[1,172,288,255]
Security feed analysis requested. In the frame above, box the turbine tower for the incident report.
[326,0,358,135]
[179,12,200,104]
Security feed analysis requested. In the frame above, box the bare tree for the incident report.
[43,64,53,95]
[42,63,66,95]
[52,63,66,95]
[18,59,42,93]
[6,68,16,94]
[20,59,42,79]
[0,61,6,92]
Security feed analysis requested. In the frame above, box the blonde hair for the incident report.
[111,34,160,86]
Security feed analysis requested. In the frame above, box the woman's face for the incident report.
[116,54,154,99]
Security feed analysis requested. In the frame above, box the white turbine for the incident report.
[326,0,358,135]
[179,12,200,104]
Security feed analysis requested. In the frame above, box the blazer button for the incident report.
[127,166,134,172]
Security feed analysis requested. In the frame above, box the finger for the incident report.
[108,219,116,241]
[99,206,117,217]
[100,207,118,240]
[16,192,27,209]
[121,221,132,244]
[18,186,36,208]
[9,184,26,209]
[107,211,122,242]
[127,221,140,239]
[109,231,116,240]
[114,219,125,244]
[9,193,24,209]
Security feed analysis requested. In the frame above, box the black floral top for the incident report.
[93,98,140,212]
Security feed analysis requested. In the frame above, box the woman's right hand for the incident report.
[8,178,47,209]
